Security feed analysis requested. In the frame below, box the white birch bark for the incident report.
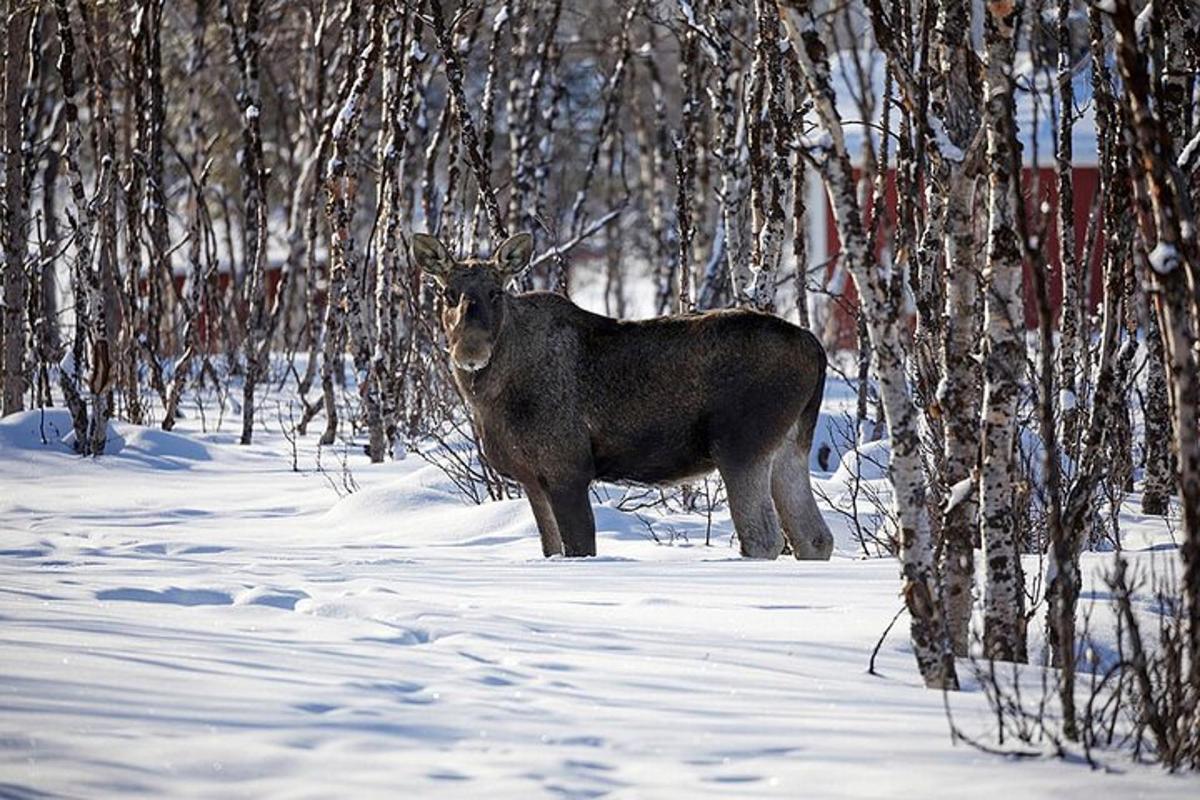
[52,0,115,455]
[321,1,386,458]
[1110,0,1200,693]
[747,0,789,312]
[782,1,957,690]
[1139,0,1189,517]
[938,169,980,657]
[163,0,211,431]
[925,0,985,658]
[697,3,750,309]
[221,0,271,447]
[1054,0,1082,450]
[979,0,1027,663]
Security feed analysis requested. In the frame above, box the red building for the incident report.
[814,163,1103,349]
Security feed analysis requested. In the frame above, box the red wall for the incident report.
[822,166,1103,347]
[160,265,288,350]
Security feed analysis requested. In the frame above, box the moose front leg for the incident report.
[547,481,597,557]
[523,481,564,557]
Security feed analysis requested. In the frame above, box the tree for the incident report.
[2,2,32,416]
[222,0,271,446]
[782,0,957,691]
[978,0,1026,664]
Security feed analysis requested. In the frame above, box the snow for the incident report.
[930,117,965,162]
[944,477,976,516]
[825,50,1101,167]
[1148,241,1181,275]
[331,97,358,142]
[0,396,1193,797]
[1179,129,1200,171]
[678,0,699,27]
[1135,1,1155,41]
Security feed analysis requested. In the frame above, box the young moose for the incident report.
[412,232,834,561]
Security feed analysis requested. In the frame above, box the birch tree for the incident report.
[221,0,271,446]
[746,0,789,312]
[79,2,120,455]
[163,0,212,430]
[321,0,385,457]
[1,2,31,416]
[1053,0,1081,445]
[929,0,983,657]
[1110,0,1200,693]
[691,2,750,310]
[53,0,116,454]
[978,0,1026,663]
[782,0,957,691]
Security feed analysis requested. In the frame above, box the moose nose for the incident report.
[458,356,488,372]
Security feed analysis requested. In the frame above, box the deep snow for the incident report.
[0,396,1194,798]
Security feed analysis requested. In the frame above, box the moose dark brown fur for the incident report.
[412,232,834,560]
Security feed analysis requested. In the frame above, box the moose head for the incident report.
[410,232,534,373]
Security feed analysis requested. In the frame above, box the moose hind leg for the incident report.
[548,481,597,557]
[524,482,564,557]
[770,426,834,560]
[720,457,785,559]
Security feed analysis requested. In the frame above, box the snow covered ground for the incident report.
[0,388,1195,798]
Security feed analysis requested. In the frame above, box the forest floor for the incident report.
[0,379,1195,798]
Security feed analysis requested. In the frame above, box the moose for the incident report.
[412,232,834,561]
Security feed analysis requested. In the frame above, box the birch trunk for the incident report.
[123,3,149,425]
[979,0,1026,663]
[143,0,171,398]
[163,0,211,430]
[706,4,750,308]
[1141,302,1172,515]
[1041,8,1134,738]
[783,1,957,690]
[1110,0,1200,693]
[220,0,270,446]
[374,4,419,457]
[674,22,699,315]
[2,4,30,416]
[1139,0,1189,517]
[791,159,808,327]
[79,3,117,456]
[939,169,980,657]
[747,0,788,312]
[321,0,385,458]
[53,0,115,455]
[34,102,62,409]
[1054,0,1081,448]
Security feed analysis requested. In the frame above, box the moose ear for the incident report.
[493,232,534,278]
[411,233,454,281]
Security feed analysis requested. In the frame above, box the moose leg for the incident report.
[719,457,785,559]
[770,426,834,560]
[547,481,597,557]
[524,482,564,557]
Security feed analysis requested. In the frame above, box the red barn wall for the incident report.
[822,165,1103,349]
